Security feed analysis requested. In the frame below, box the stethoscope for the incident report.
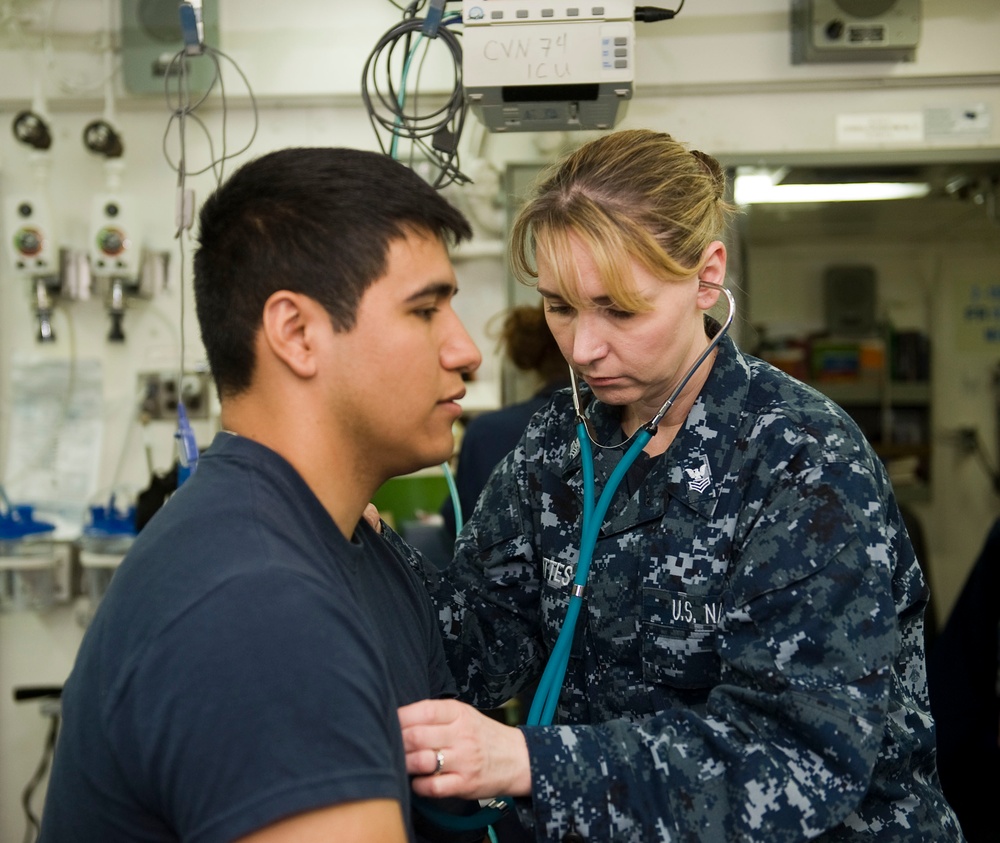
[423,284,736,835]
[526,283,736,726]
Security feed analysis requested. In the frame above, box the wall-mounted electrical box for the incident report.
[90,194,141,280]
[138,370,213,420]
[120,0,220,95]
[791,0,921,64]
[5,195,68,341]
[5,196,57,279]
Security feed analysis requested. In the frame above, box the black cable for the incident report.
[635,1,685,22]
[361,14,469,189]
[364,20,464,155]
[21,710,60,843]
[159,42,259,448]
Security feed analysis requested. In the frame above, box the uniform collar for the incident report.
[557,333,750,525]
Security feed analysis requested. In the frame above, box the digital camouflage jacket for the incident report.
[394,333,963,842]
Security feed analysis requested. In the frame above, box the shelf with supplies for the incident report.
[759,330,933,503]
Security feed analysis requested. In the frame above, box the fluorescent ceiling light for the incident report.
[734,169,931,205]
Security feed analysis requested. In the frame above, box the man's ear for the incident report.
[696,240,727,309]
[260,291,323,379]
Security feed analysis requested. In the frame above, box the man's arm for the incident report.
[236,799,407,843]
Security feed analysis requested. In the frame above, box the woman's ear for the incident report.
[696,240,727,309]
[260,291,321,379]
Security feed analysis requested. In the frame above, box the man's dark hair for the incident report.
[193,147,472,397]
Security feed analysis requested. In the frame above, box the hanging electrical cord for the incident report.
[366,2,472,553]
[160,37,258,482]
[13,687,62,843]
[20,709,58,843]
[362,0,469,189]
[161,46,258,187]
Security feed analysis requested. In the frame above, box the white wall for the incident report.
[0,1,998,838]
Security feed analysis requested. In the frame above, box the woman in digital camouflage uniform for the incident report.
[391,128,963,843]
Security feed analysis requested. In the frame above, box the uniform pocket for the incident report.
[641,587,723,689]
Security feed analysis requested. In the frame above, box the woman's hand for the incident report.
[398,699,532,800]
[362,503,382,533]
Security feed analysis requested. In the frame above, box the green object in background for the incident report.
[371,473,449,531]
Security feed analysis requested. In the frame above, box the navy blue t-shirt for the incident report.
[40,433,456,843]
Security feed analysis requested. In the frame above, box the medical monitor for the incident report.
[462,0,634,132]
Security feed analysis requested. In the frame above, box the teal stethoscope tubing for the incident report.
[425,287,735,831]
[526,422,651,726]
[526,286,736,727]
